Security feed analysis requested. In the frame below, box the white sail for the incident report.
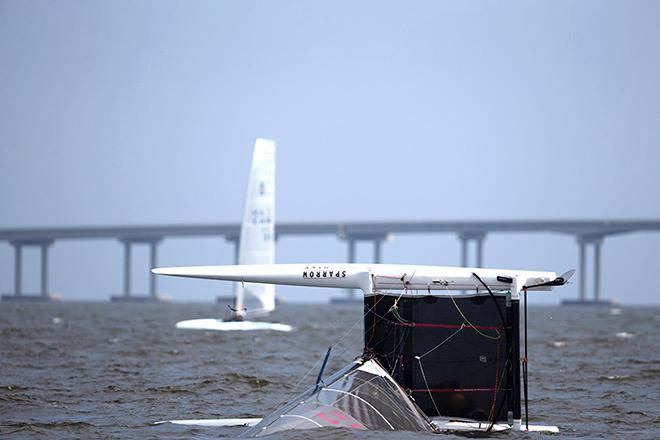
[233,138,276,314]
[155,263,571,300]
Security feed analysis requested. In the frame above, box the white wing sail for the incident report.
[155,263,567,300]
[234,139,276,314]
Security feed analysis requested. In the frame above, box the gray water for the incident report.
[1,302,659,439]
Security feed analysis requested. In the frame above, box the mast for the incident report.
[511,297,522,427]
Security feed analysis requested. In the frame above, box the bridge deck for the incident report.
[2,219,660,242]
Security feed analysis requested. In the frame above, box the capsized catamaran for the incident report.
[154,262,573,434]
[174,139,292,332]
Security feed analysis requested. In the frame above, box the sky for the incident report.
[1,0,659,304]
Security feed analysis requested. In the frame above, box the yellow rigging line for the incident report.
[449,293,501,340]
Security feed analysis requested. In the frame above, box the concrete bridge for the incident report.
[2,220,659,303]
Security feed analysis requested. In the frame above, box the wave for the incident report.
[597,375,632,381]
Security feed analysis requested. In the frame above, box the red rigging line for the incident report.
[365,295,382,347]
[392,322,502,331]
[360,275,544,426]
[411,388,501,393]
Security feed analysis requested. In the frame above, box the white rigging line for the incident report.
[291,295,387,391]
[416,323,465,359]
[317,366,416,427]
[321,388,395,430]
[279,414,323,427]
[412,284,504,419]
[412,323,466,419]
[415,358,442,418]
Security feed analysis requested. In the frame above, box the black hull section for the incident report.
[364,293,520,423]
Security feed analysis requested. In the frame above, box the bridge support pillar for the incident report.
[346,238,356,300]
[149,240,159,298]
[40,242,51,297]
[111,237,164,302]
[230,236,240,264]
[223,233,241,264]
[476,237,484,268]
[123,240,132,297]
[578,240,586,301]
[373,238,382,264]
[593,239,601,302]
[216,234,241,304]
[562,235,611,306]
[458,232,486,268]
[2,240,55,302]
[331,233,392,305]
[14,242,22,296]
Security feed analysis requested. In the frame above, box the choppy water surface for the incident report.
[1,302,659,439]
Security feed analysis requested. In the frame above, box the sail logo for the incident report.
[251,208,271,225]
[302,268,347,279]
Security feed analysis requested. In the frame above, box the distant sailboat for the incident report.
[174,138,292,332]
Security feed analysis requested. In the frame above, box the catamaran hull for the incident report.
[154,358,559,434]
[175,318,292,332]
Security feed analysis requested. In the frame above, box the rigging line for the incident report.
[472,272,516,432]
[387,273,416,326]
[336,366,417,415]
[362,305,415,348]
[449,293,501,340]
[389,353,400,376]
[385,270,418,319]
[486,332,502,432]
[279,414,323,428]
[442,282,501,340]
[337,293,385,353]
[372,322,402,357]
[523,361,529,430]
[523,287,529,431]
[291,315,361,390]
[414,357,442,418]
[470,273,512,431]
[366,294,384,347]
[320,370,401,416]
[440,283,507,429]
[294,293,387,391]
[366,293,396,348]
[277,365,380,425]
[391,306,413,325]
[487,354,513,431]
[400,270,417,292]
[367,297,378,346]
[383,325,410,364]
[471,272,507,331]
[367,320,398,352]
[291,353,326,391]
[274,362,395,428]
[321,388,396,430]
[417,323,465,359]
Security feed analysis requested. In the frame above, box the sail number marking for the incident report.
[250,208,271,225]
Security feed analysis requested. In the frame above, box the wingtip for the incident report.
[557,269,576,285]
